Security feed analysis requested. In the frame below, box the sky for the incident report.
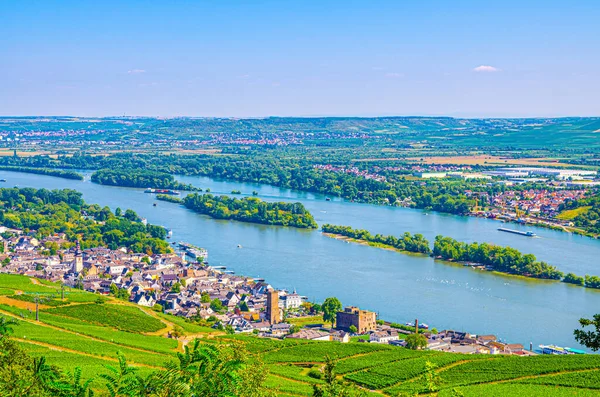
[1,0,599,118]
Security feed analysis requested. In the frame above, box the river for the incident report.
[3,170,600,350]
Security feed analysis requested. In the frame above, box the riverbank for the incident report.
[322,232,429,258]
[0,165,83,180]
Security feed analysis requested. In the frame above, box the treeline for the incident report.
[433,235,565,280]
[1,153,477,214]
[0,188,171,255]
[176,193,318,229]
[156,194,183,204]
[91,168,198,191]
[563,273,600,289]
[321,224,600,287]
[0,165,83,180]
[321,224,431,254]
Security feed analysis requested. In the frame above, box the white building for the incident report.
[280,291,303,309]
[369,330,399,344]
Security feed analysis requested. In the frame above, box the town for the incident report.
[0,225,574,357]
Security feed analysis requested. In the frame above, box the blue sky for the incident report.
[1,0,598,117]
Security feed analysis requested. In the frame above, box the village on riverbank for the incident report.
[1,225,580,357]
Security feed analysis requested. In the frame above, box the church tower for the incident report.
[72,240,83,273]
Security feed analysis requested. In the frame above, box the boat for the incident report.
[325,197,331,201]
[153,203,157,207]
[167,229,173,238]
[144,188,180,195]
[498,227,536,237]
[237,244,242,248]
[539,345,575,355]
[0,179,6,182]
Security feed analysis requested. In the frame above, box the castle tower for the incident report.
[266,289,280,325]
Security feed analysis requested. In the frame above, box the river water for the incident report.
[3,170,600,350]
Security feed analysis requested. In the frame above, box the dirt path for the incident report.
[0,295,51,310]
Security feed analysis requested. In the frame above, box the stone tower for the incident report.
[266,289,280,325]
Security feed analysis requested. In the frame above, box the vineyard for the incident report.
[1,274,600,396]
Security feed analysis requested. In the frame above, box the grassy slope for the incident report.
[557,206,592,220]
[1,274,600,396]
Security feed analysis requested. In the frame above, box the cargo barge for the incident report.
[498,227,536,237]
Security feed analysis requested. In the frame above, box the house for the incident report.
[133,293,155,307]
[270,323,292,336]
[251,321,271,332]
[505,344,525,354]
[426,334,451,351]
[477,335,497,345]
[369,330,399,344]
[287,329,331,341]
[280,291,303,309]
[330,330,350,343]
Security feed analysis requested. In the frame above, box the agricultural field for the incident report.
[1,275,600,395]
[557,206,592,220]
[44,302,165,333]
[405,155,570,166]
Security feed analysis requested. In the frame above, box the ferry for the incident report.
[177,241,208,260]
[498,227,536,237]
[539,345,577,355]
[144,188,180,195]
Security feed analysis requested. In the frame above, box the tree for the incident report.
[312,356,365,397]
[171,282,181,293]
[423,361,440,392]
[348,325,357,334]
[406,333,428,350]
[99,353,140,397]
[239,301,249,312]
[201,292,211,303]
[2,257,10,267]
[0,316,17,339]
[322,297,342,328]
[574,314,600,351]
[171,326,184,340]
[210,298,223,312]
[49,366,94,397]
[109,283,118,296]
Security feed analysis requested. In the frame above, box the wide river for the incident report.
[3,170,600,350]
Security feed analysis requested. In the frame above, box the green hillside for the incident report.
[1,274,600,396]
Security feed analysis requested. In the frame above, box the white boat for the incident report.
[539,345,574,355]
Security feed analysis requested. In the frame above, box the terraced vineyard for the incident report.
[1,274,600,396]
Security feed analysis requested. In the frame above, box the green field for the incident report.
[44,303,165,333]
[1,274,600,396]
[557,206,592,220]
